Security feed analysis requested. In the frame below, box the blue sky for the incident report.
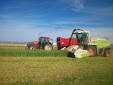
[0,0,113,43]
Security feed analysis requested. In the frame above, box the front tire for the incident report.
[30,46,36,50]
[88,46,96,57]
[44,44,53,50]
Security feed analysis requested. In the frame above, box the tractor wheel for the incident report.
[44,44,53,50]
[88,46,96,57]
[30,46,36,50]
[104,49,111,57]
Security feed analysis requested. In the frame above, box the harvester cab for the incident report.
[71,29,90,44]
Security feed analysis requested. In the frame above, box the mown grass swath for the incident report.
[0,56,113,85]
[0,46,68,57]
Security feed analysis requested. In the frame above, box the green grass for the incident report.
[0,46,68,57]
[0,46,113,85]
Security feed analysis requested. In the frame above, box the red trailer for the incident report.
[57,37,77,49]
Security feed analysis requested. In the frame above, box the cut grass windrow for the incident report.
[0,47,68,57]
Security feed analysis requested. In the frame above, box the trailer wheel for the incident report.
[30,46,36,50]
[104,49,111,57]
[58,47,62,50]
[44,44,53,50]
[88,46,96,57]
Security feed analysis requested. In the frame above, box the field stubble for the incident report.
[0,46,113,85]
[0,43,26,46]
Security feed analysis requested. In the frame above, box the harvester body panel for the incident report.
[90,39,110,48]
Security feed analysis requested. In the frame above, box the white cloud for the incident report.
[81,6,113,15]
[73,0,84,11]
[0,20,113,44]
[60,0,84,11]
[54,6,113,27]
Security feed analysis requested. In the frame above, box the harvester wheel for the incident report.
[58,47,62,50]
[88,46,96,57]
[44,44,53,50]
[104,49,111,57]
[30,46,36,50]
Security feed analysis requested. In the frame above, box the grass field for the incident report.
[0,46,113,85]
[0,46,68,57]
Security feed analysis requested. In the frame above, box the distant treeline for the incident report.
[0,41,113,47]
[0,41,27,44]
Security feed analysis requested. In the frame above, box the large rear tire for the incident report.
[88,46,96,57]
[104,49,111,57]
[44,44,53,50]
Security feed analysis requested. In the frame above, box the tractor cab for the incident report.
[39,37,50,45]
[39,37,53,50]
[71,29,90,44]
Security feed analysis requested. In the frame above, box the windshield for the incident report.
[77,33,89,43]
[77,33,83,39]
[40,38,49,44]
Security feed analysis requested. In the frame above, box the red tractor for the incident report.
[27,37,53,50]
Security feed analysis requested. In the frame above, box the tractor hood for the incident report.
[27,41,39,47]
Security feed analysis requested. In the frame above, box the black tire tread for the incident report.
[104,49,111,57]
[30,46,36,49]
